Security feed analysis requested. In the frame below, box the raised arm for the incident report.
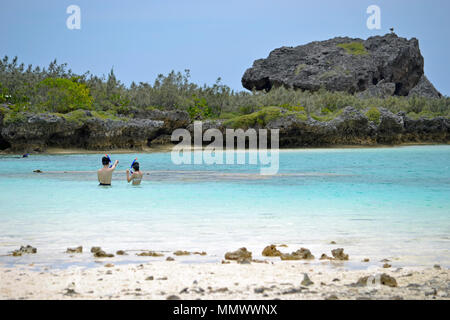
[110,160,119,170]
[126,169,133,183]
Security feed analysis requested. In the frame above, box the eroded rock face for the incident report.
[242,33,438,97]
[0,110,192,152]
[408,75,442,99]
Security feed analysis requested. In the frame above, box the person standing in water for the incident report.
[98,156,119,186]
[126,162,143,185]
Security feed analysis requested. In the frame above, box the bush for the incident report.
[365,107,381,124]
[37,78,93,113]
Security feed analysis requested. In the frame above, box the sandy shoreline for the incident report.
[0,143,447,156]
[1,260,448,300]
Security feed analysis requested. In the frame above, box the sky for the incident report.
[1,0,449,95]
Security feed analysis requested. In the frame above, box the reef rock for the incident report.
[262,245,282,257]
[280,248,314,260]
[224,247,252,261]
[66,246,82,254]
[242,33,430,97]
[331,248,349,261]
[356,273,398,288]
[11,245,37,256]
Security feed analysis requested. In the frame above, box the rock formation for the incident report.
[242,33,441,98]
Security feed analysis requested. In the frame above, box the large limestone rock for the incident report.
[242,33,433,97]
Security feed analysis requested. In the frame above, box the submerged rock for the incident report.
[66,246,82,254]
[262,245,282,257]
[224,248,252,261]
[91,247,114,258]
[280,248,314,260]
[173,250,191,256]
[137,251,164,257]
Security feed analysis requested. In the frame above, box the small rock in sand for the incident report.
[325,294,339,300]
[92,248,114,258]
[166,295,180,300]
[66,246,82,254]
[262,245,282,257]
[145,276,154,281]
[330,241,337,244]
[193,251,207,256]
[433,264,441,270]
[224,248,252,261]
[116,250,127,255]
[104,263,114,268]
[383,263,392,268]
[301,274,314,286]
[362,258,370,262]
[166,257,175,261]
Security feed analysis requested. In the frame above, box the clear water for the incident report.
[0,146,449,269]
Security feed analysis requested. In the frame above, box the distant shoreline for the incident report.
[0,142,448,156]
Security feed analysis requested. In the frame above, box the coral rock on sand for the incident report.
[66,246,82,254]
[331,248,349,261]
[90,247,114,258]
[224,248,252,261]
[166,257,175,261]
[193,251,207,256]
[11,245,37,256]
[280,248,314,260]
[356,273,398,288]
[320,254,333,261]
[383,263,392,269]
[137,251,164,257]
[116,250,127,255]
[262,245,282,257]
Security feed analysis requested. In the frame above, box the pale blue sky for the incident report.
[1,0,449,95]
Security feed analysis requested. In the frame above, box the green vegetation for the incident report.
[0,56,448,128]
[37,77,93,113]
[337,42,369,55]
[365,107,381,124]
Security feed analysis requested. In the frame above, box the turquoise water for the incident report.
[0,146,449,268]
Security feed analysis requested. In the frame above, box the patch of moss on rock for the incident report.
[337,42,369,56]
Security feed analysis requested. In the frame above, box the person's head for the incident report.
[132,162,140,172]
[102,156,111,166]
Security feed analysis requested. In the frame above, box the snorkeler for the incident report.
[97,155,119,186]
[126,161,143,185]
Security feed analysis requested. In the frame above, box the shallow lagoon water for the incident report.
[0,146,449,269]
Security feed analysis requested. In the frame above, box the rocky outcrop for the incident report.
[0,109,190,152]
[10,245,37,256]
[242,33,441,98]
[262,245,282,257]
